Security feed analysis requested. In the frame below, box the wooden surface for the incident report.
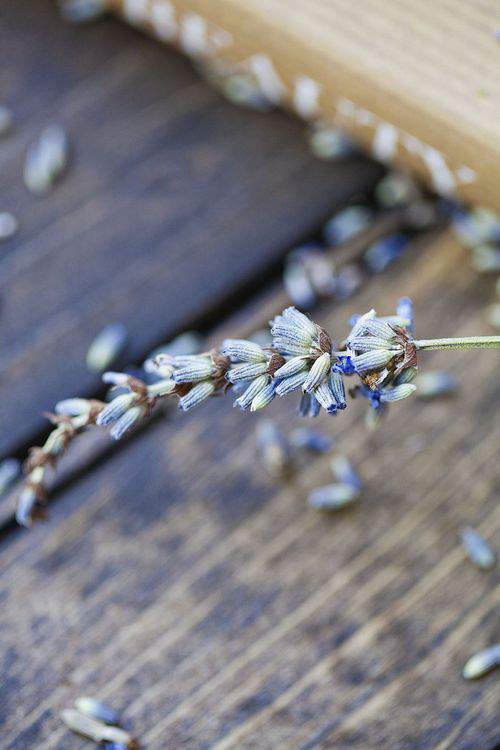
[0,0,382,458]
[0,4,499,750]
[113,0,500,211]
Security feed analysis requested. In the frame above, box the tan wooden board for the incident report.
[112,0,500,212]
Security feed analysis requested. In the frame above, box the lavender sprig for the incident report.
[15,299,500,526]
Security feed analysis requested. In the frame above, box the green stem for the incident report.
[414,336,500,352]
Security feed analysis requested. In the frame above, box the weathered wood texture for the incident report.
[0,0,382,457]
[1,233,499,749]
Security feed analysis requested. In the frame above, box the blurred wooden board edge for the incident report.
[0,0,383,457]
[0,229,498,749]
[110,0,500,212]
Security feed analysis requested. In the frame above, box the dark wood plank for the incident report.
[1,233,498,749]
[0,0,383,457]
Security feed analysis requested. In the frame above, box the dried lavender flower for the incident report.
[14,299,500,525]
[323,205,373,246]
[374,172,421,207]
[470,244,500,273]
[308,483,359,510]
[462,644,500,680]
[24,124,69,195]
[290,428,333,453]
[86,323,128,372]
[256,420,292,477]
[363,234,409,273]
[308,124,354,160]
[330,455,361,491]
[460,527,496,570]
[61,709,138,748]
[74,697,120,725]
[0,212,18,241]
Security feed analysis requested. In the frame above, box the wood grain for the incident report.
[112,0,500,211]
[1,233,498,749]
[0,0,382,457]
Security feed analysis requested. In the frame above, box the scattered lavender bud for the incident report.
[61,709,138,747]
[0,212,18,241]
[0,105,12,136]
[330,455,361,491]
[308,125,353,160]
[86,323,128,372]
[0,458,21,495]
[460,527,496,570]
[470,244,500,273]
[462,644,500,680]
[290,428,333,453]
[374,172,420,207]
[452,206,500,247]
[283,261,316,308]
[487,303,500,329]
[323,205,374,246]
[414,371,457,399]
[24,124,69,195]
[334,264,363,300]
[222,74,272,111]
[256,419,292,477]
[74,697,120,726]
[308,482,359,510]
[363,234,409,273]
[58,0,107,22]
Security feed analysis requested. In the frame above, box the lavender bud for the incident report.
[226,362,269,383]
[330,455,361,490]
[221,339,266,363]
[86,324,127,372]
[250,382,276,411]
[302,352,331,393]
[462,645,500,680]
[290,428,333,453]
[96,394,136,426]
[109,406,145,440]
[323,205,373,246]
[233,375,269,410]
[352,349,396,372]
[275,370,308,396]
[379,383,416,402]
[273,356,309,380]
[308,483,359,510]
[179,381,215,411]
[0,212,18,241]
[74,697,120,726]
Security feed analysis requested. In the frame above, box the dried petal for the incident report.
[462,645,500,680]
[61,709,138,747]
[74,697,120,726]
[308,483,359,510]
[460,527,496,570]
[86,324,127,372]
